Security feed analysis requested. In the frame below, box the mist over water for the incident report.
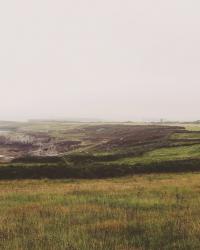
[0,0,200,122]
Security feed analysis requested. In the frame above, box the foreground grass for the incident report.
[1,173,200,249]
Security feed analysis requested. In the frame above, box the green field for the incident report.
[1,122,200,249]
[1,173,200,250]
[113,144,200,165]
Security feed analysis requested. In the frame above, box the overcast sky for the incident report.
[0,0,200,121]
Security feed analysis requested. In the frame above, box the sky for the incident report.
[0,0,200,121]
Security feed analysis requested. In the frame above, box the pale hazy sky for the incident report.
[0,0,200,121]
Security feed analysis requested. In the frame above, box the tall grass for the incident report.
[1,173,200,249]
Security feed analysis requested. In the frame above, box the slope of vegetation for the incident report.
[1,122,200,178]
[1,122,200,249]
[113,144,200,165]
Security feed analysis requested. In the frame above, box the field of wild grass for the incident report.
[1,123,200,249]
[1,173,200,249]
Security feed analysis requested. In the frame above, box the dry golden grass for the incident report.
[1,173,200,249]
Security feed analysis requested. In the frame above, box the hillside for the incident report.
[1,122,200,178]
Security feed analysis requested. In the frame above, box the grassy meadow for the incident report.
[1,122,200,249]
[1,173,200,249]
